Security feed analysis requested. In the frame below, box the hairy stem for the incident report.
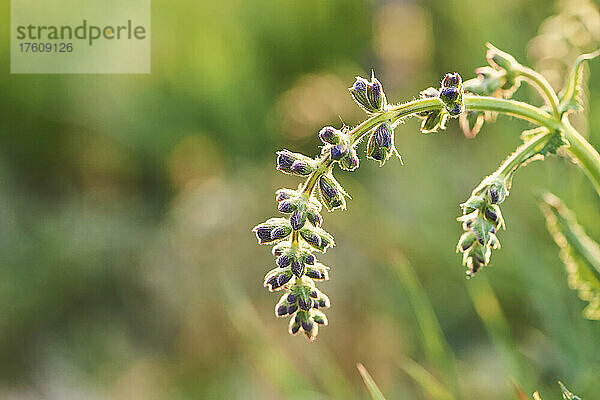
[563,118,600,196]
[516,65,561,119]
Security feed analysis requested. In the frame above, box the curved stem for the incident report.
[463,96,560,130]
[516,65,561,119]
[562,118,600,196]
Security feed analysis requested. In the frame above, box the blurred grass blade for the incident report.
[398,357,455,400]
[466,275,534,389]
[540,192,600,320]
[559,381,582,400]
[533,381,582,400]
[390,253,462,397]
[357,363,387,400]
[511,380,529,400]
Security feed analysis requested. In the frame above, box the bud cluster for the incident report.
[349,71,387,114]
[254,71,406,340]
[456,176,508,277]
[418,72,465,133]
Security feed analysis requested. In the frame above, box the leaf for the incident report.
[540,192,600,320]
[559,49,600,114]
[357,363,387,400]
[398,358,455,400]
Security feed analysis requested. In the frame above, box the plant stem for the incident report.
[562,118,600,196]
[516,65,561,119]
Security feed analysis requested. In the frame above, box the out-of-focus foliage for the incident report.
[0,0,599,399]
[540,193,600,320]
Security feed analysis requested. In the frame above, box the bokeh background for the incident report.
[1,0,599,399]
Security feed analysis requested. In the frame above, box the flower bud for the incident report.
[349,77,378,113]
[440,87,459,103]
[276,150,315,176]
[367,121,395,166]
[442,72,462,88]
[277,200,296,213]
[287,293,297,303]
[306,207,323,227]
[457,231,477,251]
[330,143,349,161]
[338,148,360,171]
[319,126,342,144]
[290,209,307,230]
[275,188,297,202]
[420,110,447,133]
[252,218,292,244]
[290,160,313,176]
[291,259,305,277]
[263,268,292,291]
[277,254,291,268]
[349,73,387,113]
[318,174,346,211]
[299,226,335,253]
[367,77,386,110]
[306,263,329,281]
[289,318,301,334]
[312,310,328,325]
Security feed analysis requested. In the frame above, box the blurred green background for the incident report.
[1,0,599,399]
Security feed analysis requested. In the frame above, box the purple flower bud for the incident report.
[367,77,385,110]
[288,304,298,314]
[298,297,311,311]
[349,77,377,113]
[319,126,340,144]
[266,276,278,288]
[276,152,294,169]
[442,72,462,88]
[310,290,318,298]
[339,151,359,171]
[313,314,326,325]
[304,254,315,265]
[271,226,291,241]
[319,176,338,200]
[447,102,464,116]
[275,188,295,202]
[277,254,291,268]
[375,124,392,148]
[440,87,459,102]
[295,314,301,324]
[290,322,300,334]
[277,305,288,316]
[313,300,319,309]
[291,259,304,276]
[290,160,312,175]
[278,274,291,287]
[290,210,307,230]
[254,226,272,244]
[306,269,322,280]
[330,143,349,160]
[301,231,321,248]
[484,207,498,222]
[306,209,322,227]
[278,200,295,213]
[301,321,313,334]
[287,293,297,303]
[318,299,327,307]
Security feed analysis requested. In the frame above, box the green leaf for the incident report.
[398,358,455,400]
[540,192,600,320]
[559,49,600,114]
[357,363,387,400]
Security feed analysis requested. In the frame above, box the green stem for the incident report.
[516,65,561,119]
[562,118,600,196]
